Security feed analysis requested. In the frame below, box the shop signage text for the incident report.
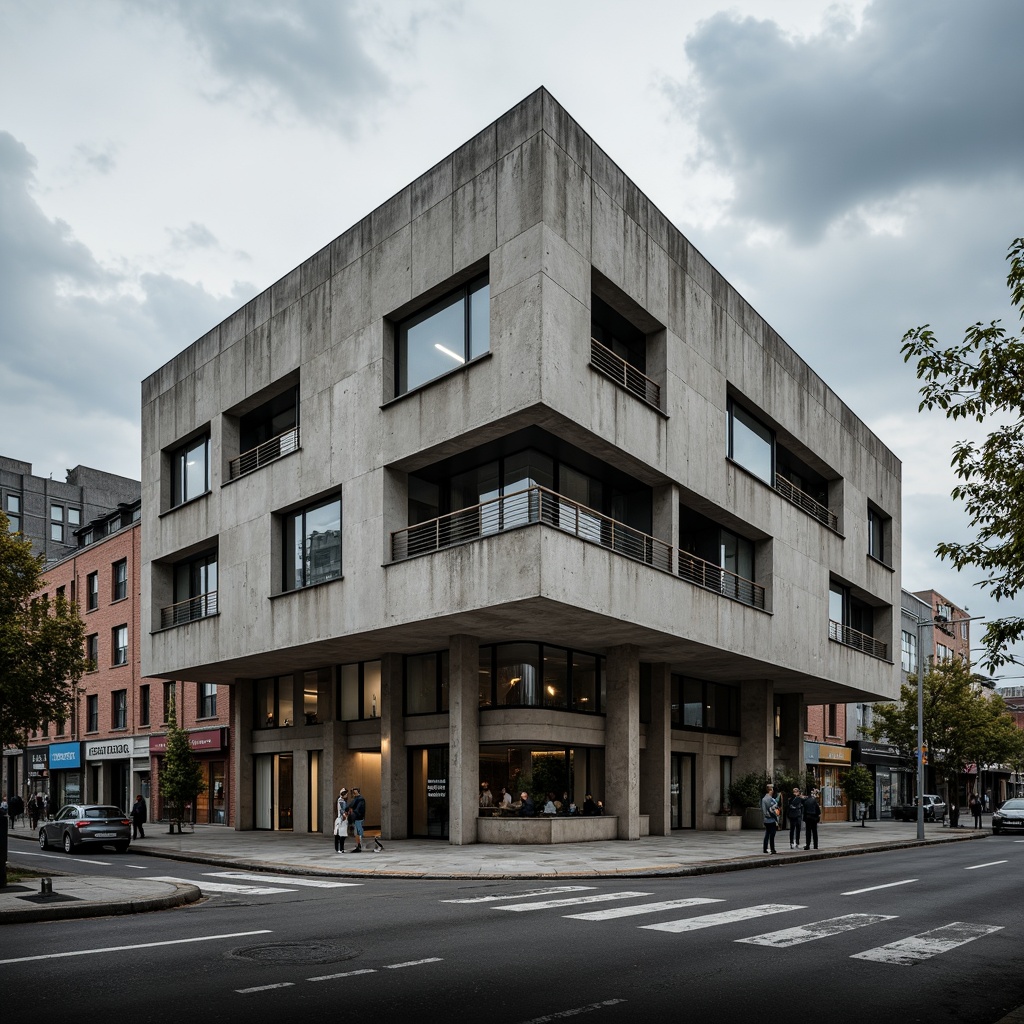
[85,740,132,761]
[48,742,82,769]
[149,728,226,754]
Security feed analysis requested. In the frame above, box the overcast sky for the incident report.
[1,1,1022,667]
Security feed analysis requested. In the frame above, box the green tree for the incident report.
[159,696,206,834]
[0,511,87,747]
[841,764,876,826]
[901,236,1024,668]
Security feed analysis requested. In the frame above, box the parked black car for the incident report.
[39,804,132,854]
[890,795,945,822]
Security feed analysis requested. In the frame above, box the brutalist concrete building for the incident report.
[140,89,901,843]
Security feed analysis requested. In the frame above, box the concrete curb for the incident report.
[0,882,202,925]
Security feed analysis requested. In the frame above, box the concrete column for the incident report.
[736,679,774,778]
[292,749,309,833]
[232,681,254,830]
[652,484,680,572]
[379,653,406,840]
[448,634,480,846]
[640,662,671,835]
[605,644,640,840]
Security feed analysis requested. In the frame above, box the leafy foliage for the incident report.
[727,770,772,811]
[159,695,206,828]
[901,237,1024,668]
[0,511,87,746]
[841,764,875,806]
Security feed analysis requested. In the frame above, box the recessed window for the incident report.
[139,684,151,727]
[68,508,80,527]
[395,275,489,395]
[198,682,217,719]
[901,630,917,673]
[727,399,774,484]
[171,434,211,507]
[5,494,19,514]
[255,676,295,728]
[112,624,128,666]
[51,504,63,522]
[86,694,99,733]
[85,633,99,671]
[404,652,450,715]
[86,571,99,611]
[112,690,127,730]
[112,559,128,601]
[165,551,218,627]
[163,681,176,723]
[868,505,890,564]
[283,497,341,590]
[51,522,64,542]
[338,661,380,722]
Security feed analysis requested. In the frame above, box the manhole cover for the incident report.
[229,942,359,965]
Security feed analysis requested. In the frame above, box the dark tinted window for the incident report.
[85,806,124,818]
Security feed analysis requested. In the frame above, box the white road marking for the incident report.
[206,871,361,888]
[852,922,1003,965]
[127,864,149,869]
[0,930,272,965]
[518,998,627,1022]
[8,851,66,861]
[496,892,653,912]
[145,875,296,895]
[384,958,444,969]
[642,904,806,934]
[737,914,897,947]
[19,850,110,866]
[965,860,1008,870]
[308,969,377,982]
[236,983,295,994]
[442,886,595,903]
[842,879,917,895]
[565,897,724,921]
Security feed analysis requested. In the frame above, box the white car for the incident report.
[992,798,1024,834]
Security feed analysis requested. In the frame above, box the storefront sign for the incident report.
[427,777,447,799]
[85,740,132,761]
[30,749,48,771]
[149,728,226,754]
[48,742,82,769]
[819,744,852,764]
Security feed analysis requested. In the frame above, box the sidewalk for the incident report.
[1,817,990,924]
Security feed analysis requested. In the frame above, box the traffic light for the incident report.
[921,743,928,765]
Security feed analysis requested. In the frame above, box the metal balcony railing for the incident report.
[161,591,218,629]
[391,485,673,572]
[590,338,661,409]
[774,473,838,531]
[829,619,887,660]
[678,553,765,610]
[229,426,300,480]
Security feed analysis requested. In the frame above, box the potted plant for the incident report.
[728,771,773,830]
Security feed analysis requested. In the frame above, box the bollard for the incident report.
[40,878,53,896]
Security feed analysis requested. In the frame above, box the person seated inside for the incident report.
[518,791,535,817]
[543,792,558,815]
[582,793,599,816]
[479,782,493,808]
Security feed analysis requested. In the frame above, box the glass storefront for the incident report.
[255,753,294,830]
[410,746,449,838]
[671,753,695,829]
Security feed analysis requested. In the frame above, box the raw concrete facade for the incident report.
[140,89,901,842]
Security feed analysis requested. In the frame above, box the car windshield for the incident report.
[84,806,124,818]
[1000,799,1024,810]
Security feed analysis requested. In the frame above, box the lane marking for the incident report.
[965,860,1008,870]
[566,898,724,921]
[127,865,148,869]
[496,892,653,912]
[385,958,443,969]
[518,998,627,1022]
[738,914,897,948]
[236,982,295,994]
[145,875,297,895]
[19,850,110,866]
[842,880,917,896]
[9,851,67,861]
[206,872,361,888]
[442,886,595,904]
[852,922,1003,965]
[308,969,377,982]
[0,930,272,965]
[642,904,805,934]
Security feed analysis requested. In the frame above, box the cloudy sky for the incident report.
[1,0,1022,666]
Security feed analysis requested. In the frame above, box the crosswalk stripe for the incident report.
[641,904,805,934]
[496,892,653,912]
[206,871,361,888]
[851,922,1003,965]
[737,913,897,948]
[145,875,296,896]
[442,886,596,904]
[565,897,724,921]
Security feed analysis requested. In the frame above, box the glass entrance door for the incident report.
[409,746,449,838]
[671,753,695,829]
[254,753,293,830]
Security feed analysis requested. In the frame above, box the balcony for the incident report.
[229,426,300,480]
[391,485,672,571]
[590,338,661,410]
[775,473,838,531]
[678,553,765,610]
[829,619,887,660]
[161,591,218,629]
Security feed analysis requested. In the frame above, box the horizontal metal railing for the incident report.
[391,485,673,572]
[677,553,765,609]
[229,426,300,480]
[829,619,887,660]
[774,473,838,531]
[590,338,661,409]
[161,591,218,629]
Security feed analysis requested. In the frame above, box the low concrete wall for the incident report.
[476,815,649,844]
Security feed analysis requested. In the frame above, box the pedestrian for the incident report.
[787,786,805,849]
[130,794,147,839]
[29,795,39,829]
[335,787,349,853]
[802,788,821,850]
[348,787,366,852]
[970,792,983,828]
[761,783,779,854]
[9,793,23,828]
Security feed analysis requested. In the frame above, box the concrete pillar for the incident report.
[736,679,774,779]
[379,653,406,840]
[605,644,640,840]
[640,662,671,835]
[232,681,254,830]
[448,634,480,846]
[652,483,680,572]
[292,749,309,833]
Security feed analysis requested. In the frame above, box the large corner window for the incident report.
[478,642,603,714]
[395,275,489,395]
[284,496,341,591]
[727,399,773,484]
[171,434,211,507]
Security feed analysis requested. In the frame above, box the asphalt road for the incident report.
[3,837,1023,1024]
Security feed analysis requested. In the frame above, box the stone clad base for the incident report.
[476,815,650,844]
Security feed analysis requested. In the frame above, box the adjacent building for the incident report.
[140,88,902,842]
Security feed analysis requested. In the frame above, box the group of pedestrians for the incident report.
[761,783,822,854]
[334,786,383,853]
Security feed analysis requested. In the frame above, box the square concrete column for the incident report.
[640,662,671,835]
[232,680,254,830]
[605,644,640,840]
[736,679,774,778]
[380,653,406,840]
[448,634,480,846]
[652,484,680,573]
[292,749,309,833]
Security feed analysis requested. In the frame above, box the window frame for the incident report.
[86,694,99,733]
[112,689,128,730]
[727,398,775,485]
[198,682,217,719]
[112,624,128,667]
[282,495,342,592]
[112,558,128,601]
[171,433,212,508]
[85,633,99,672]
[86,571,99,611]
[139,684,150,727]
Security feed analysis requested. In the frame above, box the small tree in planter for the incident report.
[841,764,875,826]
[728,771,773,829]
[159,697,206,834]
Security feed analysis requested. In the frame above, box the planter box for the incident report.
[713,814,743,831]
[743,807,766,831]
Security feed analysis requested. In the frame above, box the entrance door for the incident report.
[254,753,293,830]
[409,746,449,839]
[671,753,695,829]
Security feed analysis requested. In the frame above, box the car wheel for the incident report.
[993,827,1001,835]
[114,842,129,853]
[38,830,49,850]
[62,831,74,854]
